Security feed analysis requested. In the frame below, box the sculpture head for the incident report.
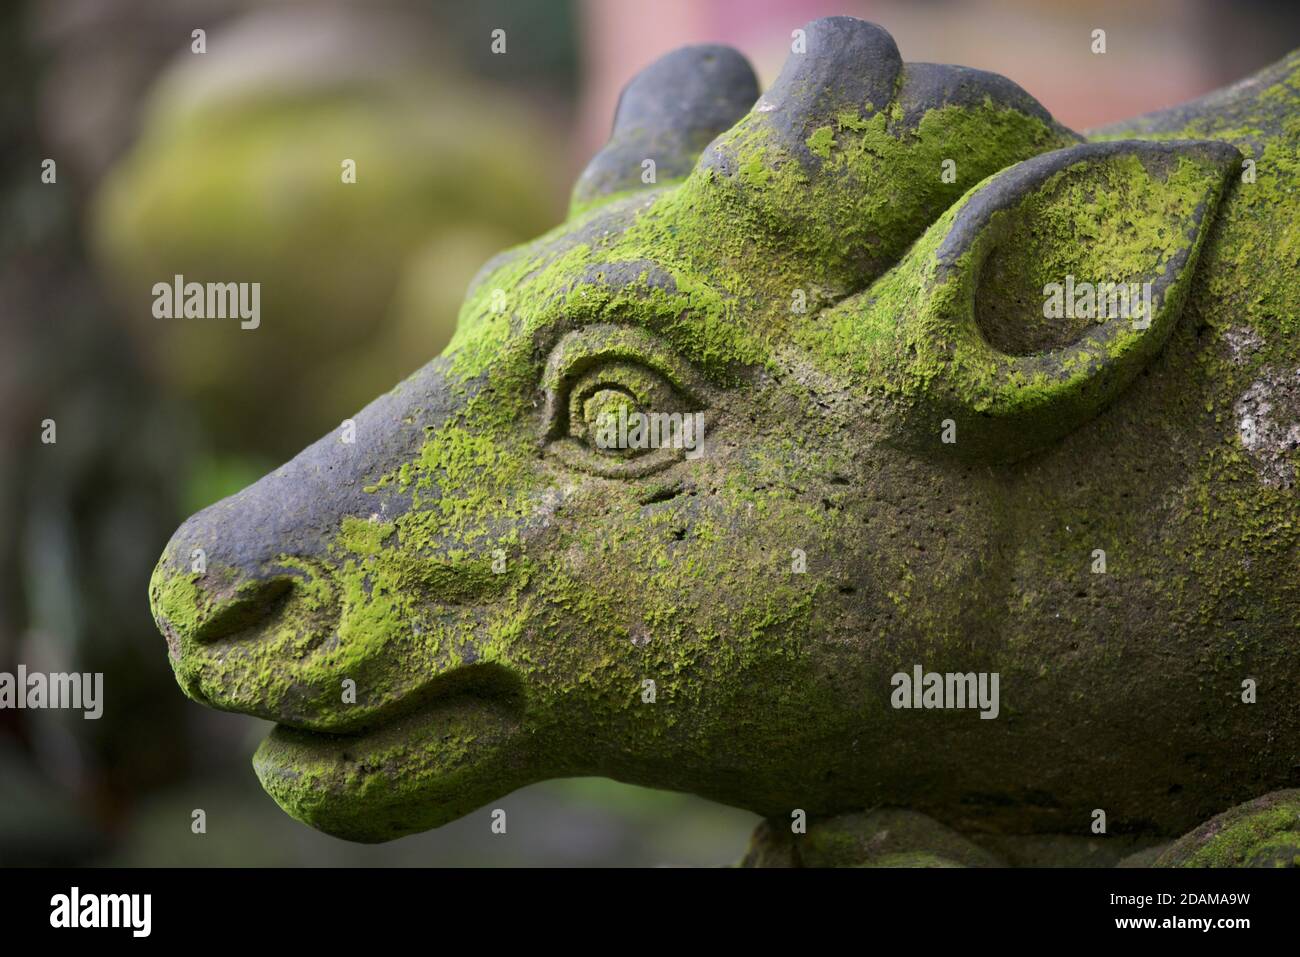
[152,17,1287,843]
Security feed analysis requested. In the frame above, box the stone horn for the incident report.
[693,17,1076,291]
[570,44,759,213]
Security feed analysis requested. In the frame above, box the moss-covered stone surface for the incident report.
[1153,790,1300,867]
[148,18,1300,864]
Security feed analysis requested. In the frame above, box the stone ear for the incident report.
[570,44,758,215]
[879,139,1240,463]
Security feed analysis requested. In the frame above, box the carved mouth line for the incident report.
[275,662,526,740]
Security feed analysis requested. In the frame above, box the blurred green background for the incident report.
[3,0,1298,866]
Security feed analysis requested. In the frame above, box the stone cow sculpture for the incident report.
[150,17,1300,866]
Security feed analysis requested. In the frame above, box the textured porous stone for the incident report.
[150,18,1300,865]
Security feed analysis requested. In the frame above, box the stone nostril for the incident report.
[191,576,295,644]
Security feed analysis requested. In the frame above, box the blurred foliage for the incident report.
[182,450,273,517]
[1,0,196,864]
[93,5,566,461]
[104,771,758,868]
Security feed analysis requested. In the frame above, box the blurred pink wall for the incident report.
[576,0,1293,173]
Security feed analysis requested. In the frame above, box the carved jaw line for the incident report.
[253,675,533,843]
[157,556,543,842]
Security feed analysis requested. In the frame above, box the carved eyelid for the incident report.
[540,324,706,434]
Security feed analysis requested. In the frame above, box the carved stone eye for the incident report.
[541,326,711,478]
[549,359,704,477]
[578,387,641,456]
